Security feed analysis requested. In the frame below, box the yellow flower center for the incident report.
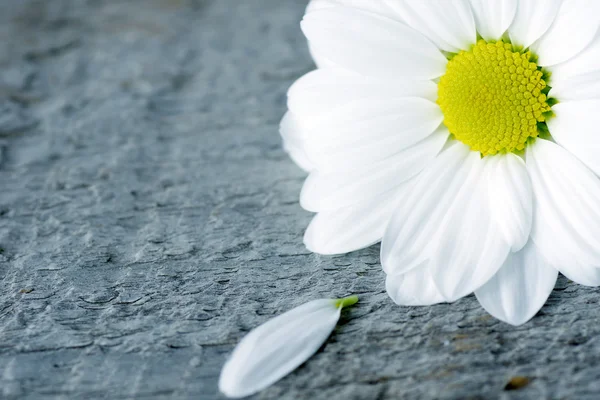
[437,40,553,156]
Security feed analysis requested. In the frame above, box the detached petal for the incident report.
[475,240,558,326]
[219,296,358,398]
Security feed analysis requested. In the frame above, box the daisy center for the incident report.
[437,40,553,156]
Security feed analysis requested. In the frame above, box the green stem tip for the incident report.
[334,295,359,309]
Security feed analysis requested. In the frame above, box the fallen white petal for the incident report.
[219,296,358,398]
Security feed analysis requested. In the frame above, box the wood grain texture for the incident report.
[1,1,599,399]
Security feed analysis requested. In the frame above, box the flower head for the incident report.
[282,0,600,325]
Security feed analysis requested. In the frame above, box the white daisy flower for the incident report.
[281,0,600,325]
[219,296,358,398]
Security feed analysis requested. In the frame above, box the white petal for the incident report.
[301,6,447,80]
[475,240,558,326]
[527,139,600,270]
[301,97,444,171]
[288,69,438,120]
[384,0,476,53]
[219,299,345,398]
[487,153,533,252]
[531,0,600,67]
[386,264,446,306]
[556,260,600,287]
[305,0,401,68]
[306,0,397,18]
[508,0,562,48]
[469,0,517,41]
[381,141,471,275]
[300,126,448,212]
[550,35,600,83]
[550,71,600,102]
[547,100,600,176]
[282,138,314,173]
[280,112,314,172]
[430,153,510,301]
[382,141,511,298]
[304,183,410,255]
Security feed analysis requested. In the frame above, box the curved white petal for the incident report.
[301,6,447,80]
[381,141,471,275]
[527,139,600,269]
[280,112,314,172]
[288,69,438,120]
[304,182,411,255]
[430,152,510,301]
[557,261,600,287]
[547,100,600,176]
[384,0,476,53]
[469,0,517,41]
[532,0,600,67]
[306,0,397,18]
[475,240,558,326]
[487,153,533,252]
[305,0,401,68]
[550,71,600,101]
[301,97,444,171]
[382,141,511,299]
[219,298,348,398]
[386,264,446,306]
[550,35,600,83]
[282,139,314,172]
[301,126,448,212]
[508,0,562,49]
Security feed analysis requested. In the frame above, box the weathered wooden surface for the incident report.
[1,1,600,399]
